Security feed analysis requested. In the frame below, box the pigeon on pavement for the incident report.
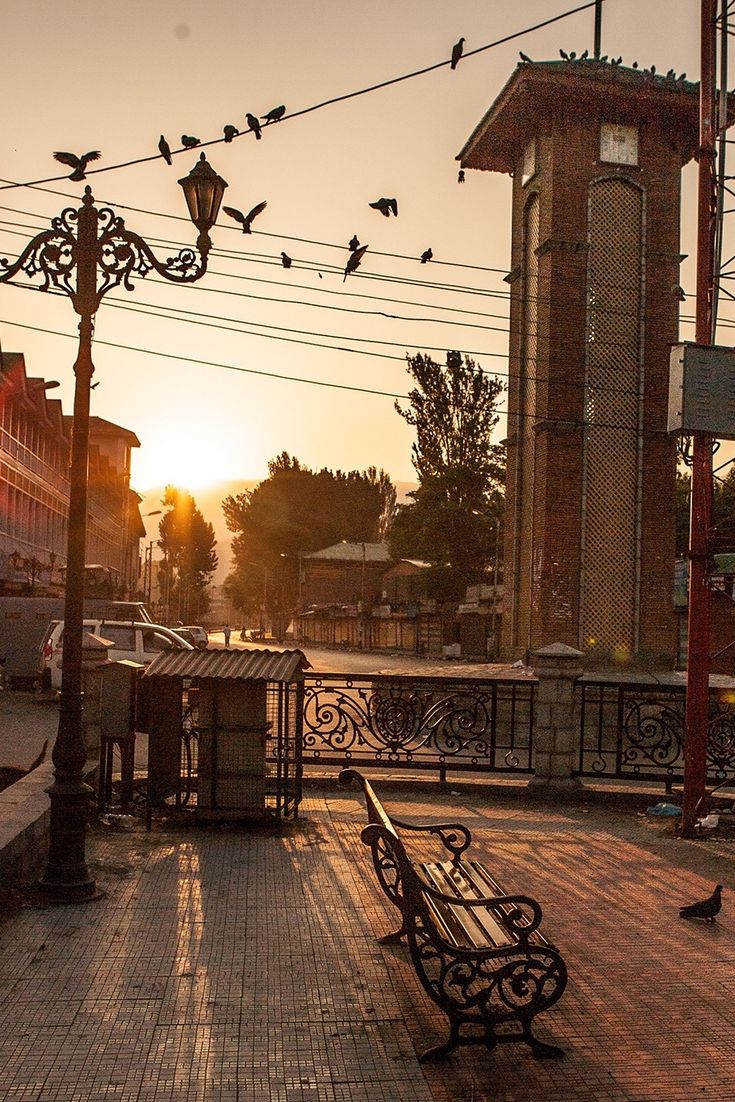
[451,37,465,70]
[679,884,723,922]
[246,113,262,140]
[158,136,172,165]
[222,201,267,233]
[52,150,101,181]
[262,105,286,123]
[369,197,398,218]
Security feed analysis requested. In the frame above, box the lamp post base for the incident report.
[38,779,97,903]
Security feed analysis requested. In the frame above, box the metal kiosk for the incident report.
[142,648,310,822]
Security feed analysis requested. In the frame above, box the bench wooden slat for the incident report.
[420,861,514,949]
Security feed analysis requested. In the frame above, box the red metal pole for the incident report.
[682,0,718,836]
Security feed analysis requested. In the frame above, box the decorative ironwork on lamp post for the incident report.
[0,153,227,900]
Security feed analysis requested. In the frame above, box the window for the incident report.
[522,138,536,186]
[99,625,135,649]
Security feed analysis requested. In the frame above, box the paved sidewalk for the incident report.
[1,787,735,1101]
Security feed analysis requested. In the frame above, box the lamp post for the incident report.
[0,154,227,901]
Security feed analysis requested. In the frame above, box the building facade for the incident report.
[1,351,144,597]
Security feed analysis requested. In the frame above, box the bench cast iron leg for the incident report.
[522,1021,564,1060]
[419,1021,461,1062]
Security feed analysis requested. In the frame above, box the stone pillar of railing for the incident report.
[528,642,585,798]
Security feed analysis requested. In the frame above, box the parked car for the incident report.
[39,619,194,690]
[179,625,208,649]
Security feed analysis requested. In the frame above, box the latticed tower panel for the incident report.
[581,178,643,659]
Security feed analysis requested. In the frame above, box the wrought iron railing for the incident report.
[579,679,735,786]
[302,672,534,779]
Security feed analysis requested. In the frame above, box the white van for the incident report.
[39,619,193,690]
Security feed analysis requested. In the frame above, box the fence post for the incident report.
[528,642,584,798]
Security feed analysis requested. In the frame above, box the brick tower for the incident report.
[458,61,700,667]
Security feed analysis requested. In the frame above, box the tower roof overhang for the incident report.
[457,61,713,175]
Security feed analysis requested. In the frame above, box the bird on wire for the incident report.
[458,169,465,184]
[158,136,172,165]
[181,135,200,149]
[369,197,398,218]
[262,105,286,124]
[223,124,239,143]
[344,244,368,281]
[348,235,360,252]
[246,113,262,140]
[222,201,267,233]
[450,37,465,70]
[420,248,433,264]
[280,252,292,269]
[52,150,101,181]
[679,884,723,922]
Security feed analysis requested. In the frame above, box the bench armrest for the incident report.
[421,882,544,938]
[389,816,472,859]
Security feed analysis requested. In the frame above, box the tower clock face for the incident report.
[599,123,639,166]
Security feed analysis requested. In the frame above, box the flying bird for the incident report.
[458,169,465,184]
[348,235,360,252]
[344,244,368,281]
[52,150,101,181]
[281,252,292,268]
[369,197,398,218]
[181,135,200,149]
[158,136,172,165]
[223,124,239,143]
[262,105,286,123]
[450,37,465,70]
[222,201,267,233]
[246,113,262,140]
[679,884,723,922]
[420,248,433,264]
[519,52,533,63]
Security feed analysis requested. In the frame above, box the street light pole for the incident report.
[0,154,227,900]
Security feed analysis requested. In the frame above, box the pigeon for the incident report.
[450,37,465,70]
[560,49,569,60]
[665,69,676,80]
[344,244,368,281]
[678,72,687,81]
[679,884,723,922]
[223,124,239,143]
[158,136,172,165]
[519,52,533,63]
[280,252,292,268]
[181,135,200,149]
[262,105,286,123]
[52,150,101,181]
[222,201,267,233]
[458,169,465,184]
[246,113,262,140]
[369,197,398,218]
[579,49,589,61]
[348,235,360,252]
[420,248,433,264]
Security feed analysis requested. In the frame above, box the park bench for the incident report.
[339,768,567,1062]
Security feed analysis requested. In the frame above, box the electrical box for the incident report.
[668,342,735,438]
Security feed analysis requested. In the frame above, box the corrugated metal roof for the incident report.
[143,647,310,681]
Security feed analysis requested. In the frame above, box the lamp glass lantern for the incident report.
[178,154,228,241]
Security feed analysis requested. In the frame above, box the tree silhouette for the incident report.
[157,486,217,622]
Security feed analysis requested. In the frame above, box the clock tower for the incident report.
[459,60,700,666]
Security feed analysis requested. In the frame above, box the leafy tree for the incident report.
[157,486,217,622]
[390,351,505,600]
[223,453,396,623]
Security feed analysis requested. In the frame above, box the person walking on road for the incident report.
[223,624,231,648]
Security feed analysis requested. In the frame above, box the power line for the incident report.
[0,2,602,194]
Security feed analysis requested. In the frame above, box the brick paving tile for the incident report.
[0,788,734,1100]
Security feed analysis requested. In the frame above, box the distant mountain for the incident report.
[136,477,418,583]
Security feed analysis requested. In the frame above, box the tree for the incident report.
[390,351,505,600]
[157,486,217,622]
[222,453,396,623]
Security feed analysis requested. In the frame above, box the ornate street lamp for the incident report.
[0,153,227,901]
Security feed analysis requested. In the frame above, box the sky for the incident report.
[0,0,706,513]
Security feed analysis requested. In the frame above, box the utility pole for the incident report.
[682,0,718,836]
[593,0,602,61]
